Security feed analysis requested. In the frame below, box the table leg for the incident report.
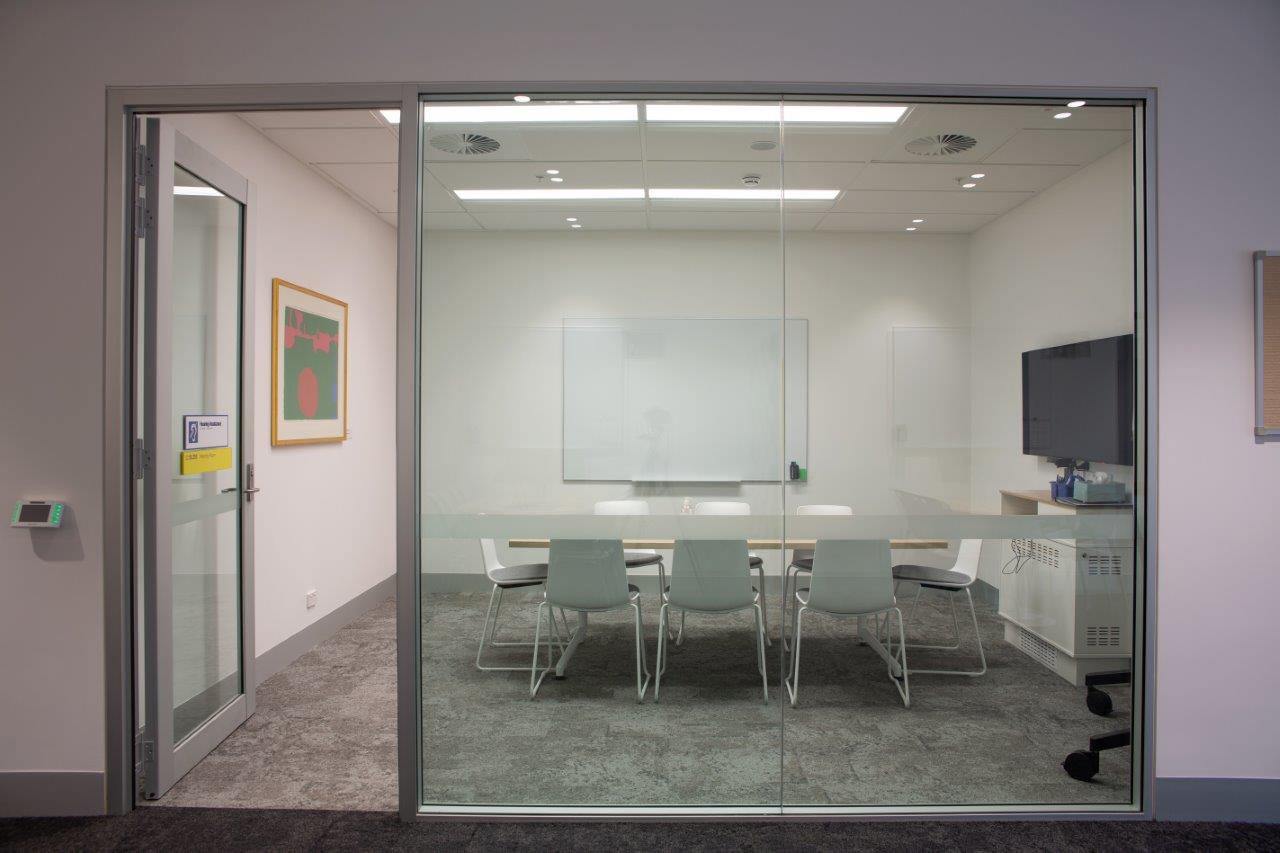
[554,611,589,677]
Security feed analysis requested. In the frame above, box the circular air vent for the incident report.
[904,133,978,156]
[429,132,501,156]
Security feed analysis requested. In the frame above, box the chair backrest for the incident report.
[593,500,651,515]
[807,539,894,615]
[796,504,854,516]
[546,539,629,611]
[668,540,754,612]
[952,539,983,585]
[792,504,853,563]
[479,538,503,580]
[694,501,751,516]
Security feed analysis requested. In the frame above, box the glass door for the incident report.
[137,117,255,799]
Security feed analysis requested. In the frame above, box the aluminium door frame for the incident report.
[103,81,1157,822]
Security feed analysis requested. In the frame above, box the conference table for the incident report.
[509,537,947,677]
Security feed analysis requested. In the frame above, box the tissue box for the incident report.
[1072,480,1128,503]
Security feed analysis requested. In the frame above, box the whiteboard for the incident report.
[563,318,807,482]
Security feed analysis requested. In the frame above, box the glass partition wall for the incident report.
[415,93,1142,814]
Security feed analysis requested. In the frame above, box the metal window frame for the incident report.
[103,81,1157,822]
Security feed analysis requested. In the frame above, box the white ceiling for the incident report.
[239,101,1131,234]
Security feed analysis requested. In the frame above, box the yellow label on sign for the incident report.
[180,447,233,475]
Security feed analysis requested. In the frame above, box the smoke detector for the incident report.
[741,174,762,186]
[429,132,501,155]
[904,133,978,156]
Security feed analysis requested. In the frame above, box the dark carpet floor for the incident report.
[3,809,1279,852]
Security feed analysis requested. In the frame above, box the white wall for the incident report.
[420,229,968,574]
[165,114,398,656]
[1,0,1278,801]
[967,144,1135,585]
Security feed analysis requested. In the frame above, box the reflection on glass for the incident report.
[416,96,1140,812]
[170,166,243,742]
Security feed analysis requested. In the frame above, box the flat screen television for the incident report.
[1022,334,1134,465]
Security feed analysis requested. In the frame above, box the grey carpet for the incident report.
[4,810,1279,853]
[149,583,1131,812]
[422,583,1131,808]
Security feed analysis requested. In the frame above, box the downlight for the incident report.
[904,133,978,156]
[429,133,501,156]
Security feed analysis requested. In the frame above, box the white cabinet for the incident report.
[997,491,1133,686]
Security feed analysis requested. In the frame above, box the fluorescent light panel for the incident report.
[174,185,223,196]
[648,188,839,200]
[644,104,906,123]
[381,104,638,124]
[454,189,645,200]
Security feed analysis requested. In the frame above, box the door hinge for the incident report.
[133,438,151,480]
[133,199,154,239]
[134,143,154,183]
[136,737,154,793]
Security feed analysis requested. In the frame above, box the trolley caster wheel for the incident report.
[1063,749,1099,781]
[1086,688,1113,717]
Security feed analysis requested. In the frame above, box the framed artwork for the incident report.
[271,277,348,446]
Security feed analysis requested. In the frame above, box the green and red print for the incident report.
[282,306,341,420]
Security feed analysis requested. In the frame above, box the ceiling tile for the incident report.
[851,162,1079,193]
[317,163,398,212]
[423,212,482,231]
[648,211,825,231]
[240,109,384,129]
[986,129,1132,165]
[834,189,1033,215]
[1018,105,1134,131]
[643,126,782,163]
[426,161,644,190]
[263,127,397,163]
[643,161,865,190]
[817,211,997,232]
[469,210,648,231]
[425,125,643,162]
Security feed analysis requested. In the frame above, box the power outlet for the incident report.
[305,589,318,610]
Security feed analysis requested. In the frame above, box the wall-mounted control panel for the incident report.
[10,500,65,528]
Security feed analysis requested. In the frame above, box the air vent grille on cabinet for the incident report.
[1084,553,1123,576]
[904,133,978,156]
[429,132,501,155]
[1017,627,1058,667]
[1086,625,1122,648]
[1013,538,1060,568]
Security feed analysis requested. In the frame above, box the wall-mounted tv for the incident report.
[1022,334,1134,465]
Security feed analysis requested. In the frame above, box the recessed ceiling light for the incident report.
[648,188,839,200]
[905,227,917,231]
[1054,111,1072,120]
[550,176,565,183]
[454,189,645,200]
[912,218,924,223]
[571,224,582,228]
[961,182,977,189]
[425,104,638,123]
[513,95,532,103]
[970,173,986,179]
[565,217,578,222]
[644,103,907,123]
[545,169,560,175]
[1067,100,1086,108]
[174,185,223,196]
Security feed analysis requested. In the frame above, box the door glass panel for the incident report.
[779,98,1139,809]
[417,96,786,808]
[169,165,244,743]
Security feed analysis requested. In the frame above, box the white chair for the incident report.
[783,504,853,651]
[786,539,909,708]
[656,540,768,703]
[890,539,987,676]
[693,501,770,646]
[594,499,672,640]
[531,539,650,702]
[475,539,570,673]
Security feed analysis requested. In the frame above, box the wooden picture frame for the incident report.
[271,277,348,446]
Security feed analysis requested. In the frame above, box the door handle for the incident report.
[244,463,260,502]
[220,487,238,494]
